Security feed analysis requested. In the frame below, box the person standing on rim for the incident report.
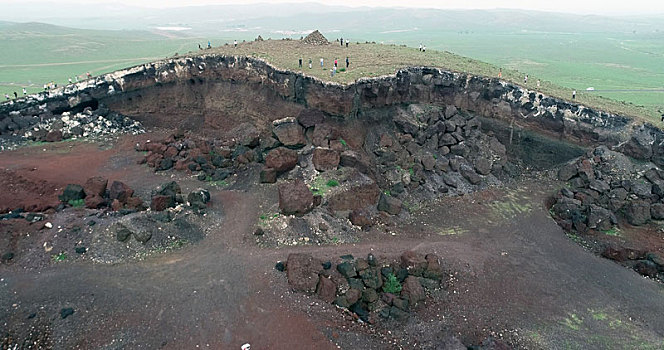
[320,57,324,69]
[298,58,302,68]
[340,37,344,46]
[572,90,576,99]
[346,56,349,69]
[234,40,237,48]
[334,58,338,68]
[308,58,312,69]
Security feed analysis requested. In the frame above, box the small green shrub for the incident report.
[382,273,402,294]
[68,199,85,207]
[52,252,67,262]
[207,179,228,187]
[339,68,346,72]
[259,213,279,222]
[165,238,188,251]
[603,227,621,236]
[326,179,339,187]
[339,139,347,147]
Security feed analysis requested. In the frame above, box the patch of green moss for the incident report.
[68,199,85,208]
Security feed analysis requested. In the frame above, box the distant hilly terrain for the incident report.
[0,3,662,116]
[2,3,663,34]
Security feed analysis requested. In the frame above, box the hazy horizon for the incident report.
[3,0,664,16]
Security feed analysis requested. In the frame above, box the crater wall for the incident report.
[1,54,661,164]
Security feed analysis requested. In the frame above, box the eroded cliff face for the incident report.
[0,54,659,164]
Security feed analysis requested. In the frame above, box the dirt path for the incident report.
[404,188,664,348]
[1,140,664,349]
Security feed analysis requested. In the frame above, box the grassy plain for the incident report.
[0,23,202,96]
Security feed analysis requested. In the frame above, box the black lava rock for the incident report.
[60,308,74,319]
[275,261,285,272]
[59,184,86,203]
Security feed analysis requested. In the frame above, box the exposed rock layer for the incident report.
[2,54,655,162]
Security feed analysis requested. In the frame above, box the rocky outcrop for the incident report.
[278,180,314,215]
[286,253,323,293]
[272,117,306,148]
[136,131,262,182]
[57,177,144,211]
[265,147,298,174]
[312,147,340,171]
[150,181,182,212]
[550,146,664,231]
[282,251,444,323]
[601,246,664,282]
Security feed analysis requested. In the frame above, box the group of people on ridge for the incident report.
[4,72,94,101]
[299,56,350,78]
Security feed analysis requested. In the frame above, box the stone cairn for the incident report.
[302,30,329,45]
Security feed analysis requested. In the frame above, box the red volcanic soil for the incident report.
[1,136,664,349]
[0,135,165,214]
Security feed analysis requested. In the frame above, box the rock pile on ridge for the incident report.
[25,109,143,143]
[302,30,329,45]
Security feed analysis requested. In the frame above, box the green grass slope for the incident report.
[0,22,202,96]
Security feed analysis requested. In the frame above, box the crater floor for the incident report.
[1,134,663,349]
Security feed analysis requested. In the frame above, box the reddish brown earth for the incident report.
[1,136,664,349]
